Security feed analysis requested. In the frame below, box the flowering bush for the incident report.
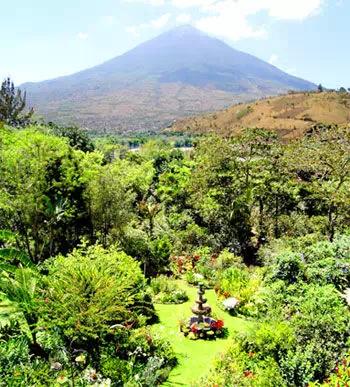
[180,317,225,340]
[185,271,208,287]
[222,297,240,313]
[309,355,350,386]
[215,267,263,310]
[170,254,200,274]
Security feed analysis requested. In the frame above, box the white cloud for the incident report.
[126,26,140,37]
[176,13,192,24]
[170,0,322,19]
[285,67,297,75]
[171,0,215,8]
[269,54,279,65]
[267,0,323,20]
[151,13,171,29]
[125,0,324,41]
[77,32,88,40]
[126,13,171,36]
[267,55,298,75]
[194,0,323,40]
[124,0,165,5]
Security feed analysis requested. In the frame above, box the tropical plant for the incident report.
[40,244,155,342]
[0,268,41,352]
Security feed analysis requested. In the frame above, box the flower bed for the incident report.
[180,317,225,340]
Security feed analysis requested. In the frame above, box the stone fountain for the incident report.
[190,283,212,324]
[180,283,225,339]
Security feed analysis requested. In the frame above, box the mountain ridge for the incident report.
[22,25,316,132]
[170,91,350,139]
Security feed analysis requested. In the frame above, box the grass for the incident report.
[151,280,253,386]
[172,91,350,140]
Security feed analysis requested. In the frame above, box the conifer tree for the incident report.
[0,77,33,126]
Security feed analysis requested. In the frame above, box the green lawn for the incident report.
[152,281,253,386]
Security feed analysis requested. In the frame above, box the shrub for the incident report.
[185,270,211,288]
[215,267,263,308]
[305,258,350,290]
[288,284,350,382]
[269,252,305,284]
[100,327,177,386]
[196,340,286,386]
[214,249,243,270]
[309,354,350,386]
[150,276,188,304]
[41,244,156,342]
[263,233,350,290]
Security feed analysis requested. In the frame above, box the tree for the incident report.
[49,123,95,152]
[0,78,33,127]
[318,84,324,92]
[286,124,350,241]
[87,161,136,246]
[0,128,96,262]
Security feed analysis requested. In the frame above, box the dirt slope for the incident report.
[171,92,350,139]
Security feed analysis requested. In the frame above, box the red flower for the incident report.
[210,320,224,330]
[190,323,198,333]
[244,370,254,378]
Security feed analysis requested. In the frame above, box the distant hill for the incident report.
[170,91,350,139]
[22,25,316,132]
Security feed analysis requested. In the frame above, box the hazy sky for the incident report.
[1,0,348,88]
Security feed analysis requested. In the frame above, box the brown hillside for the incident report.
[170,92,350,139]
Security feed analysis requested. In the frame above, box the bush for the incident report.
[305,258,350,290]
[214,249,243,270]
[150,276,188,304]
[41,244,156,342]
[265,234,350,290]
[254,281,350,384]
[197,340,286,386]
[100,327,177,386]
[287,284,350,382]
[269,252,305,284]
[215,267,263,309]
[309,354,350,386]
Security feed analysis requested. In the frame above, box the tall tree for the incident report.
[0,78,33,127]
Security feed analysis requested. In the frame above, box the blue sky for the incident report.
[1,0,348,88]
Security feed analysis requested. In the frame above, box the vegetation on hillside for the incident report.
[0,82,349,385]
[172,91,350,139]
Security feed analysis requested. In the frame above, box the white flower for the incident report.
[222,297,239,310]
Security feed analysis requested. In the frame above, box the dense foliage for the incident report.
[199,235,350,386]
[0,122,349,385]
